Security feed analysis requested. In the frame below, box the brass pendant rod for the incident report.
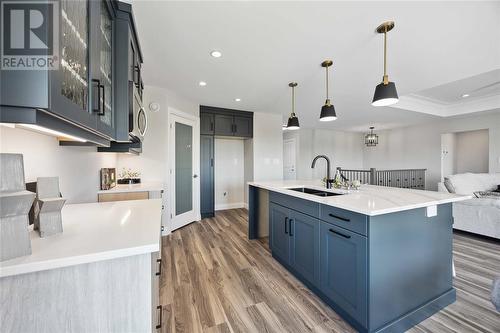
[325,65,329,100]
[291,85,295,116]
[383,28,387,78]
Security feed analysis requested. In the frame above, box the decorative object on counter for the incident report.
[319,60,337,122]
[100,168,117,190]
[286,82,300,130]
[0,153,36,261]
[365,126,379,147]
[117,168,141,184]
[372,21,399,107]
[32,177,66,238]
[473,191,500,199]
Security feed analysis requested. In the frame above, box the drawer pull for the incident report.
[156,258,161,276]
[328,213,350,222]
[284,217,288,234]
[156,305,162,329]
[329,228,351,239]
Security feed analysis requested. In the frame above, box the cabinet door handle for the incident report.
[92,79,101,114]
[328,213,350,222]
[329,228,351,239]
[156,258,161,276]
[289,219,293,237]
[210,122,214,131]
[134,65,141,88]
[284,217,288,234]
[234,124,237,133]
[156,305,162,329]
[99,84,105,116]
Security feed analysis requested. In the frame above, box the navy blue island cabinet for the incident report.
[249,186,455,333]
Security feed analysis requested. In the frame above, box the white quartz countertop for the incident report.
[0,199,162,278]
[248,180,471,216]
[97,181,164,194]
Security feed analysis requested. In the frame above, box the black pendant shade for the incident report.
[286,114,300,130]
[320,100,337,122]
[372,81,399,106]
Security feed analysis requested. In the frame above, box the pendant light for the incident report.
[320,60,337,121]
[286,82,300,130]
[372,21,399,107]
[365,126,379,146]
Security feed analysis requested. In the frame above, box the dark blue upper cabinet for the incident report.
[233,115,252,138]
[289,210,320,286]
[200,113,215,135]
[0,0,125,143]
[269,203,291,264]
[199,106,253,138]
[91,0,116,138]
[319,222,367,327]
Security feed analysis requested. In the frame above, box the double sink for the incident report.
[288,187,344,197]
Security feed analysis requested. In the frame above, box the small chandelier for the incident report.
[365,127,379,147]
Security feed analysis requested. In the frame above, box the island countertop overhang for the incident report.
[248,180,470,216]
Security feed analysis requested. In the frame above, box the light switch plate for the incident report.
[426,205,437,217]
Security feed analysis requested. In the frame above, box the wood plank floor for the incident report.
[159,209,500,333]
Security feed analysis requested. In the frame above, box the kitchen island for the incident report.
[0,199,163,333]
[248,180,470,333]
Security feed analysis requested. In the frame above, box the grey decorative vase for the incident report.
[0,153,35,261]
[33,177,66,238]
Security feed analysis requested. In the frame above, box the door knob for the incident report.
[193,174,198,178]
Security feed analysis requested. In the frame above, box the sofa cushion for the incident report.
[446,173,500,195]
[443,179,455,193]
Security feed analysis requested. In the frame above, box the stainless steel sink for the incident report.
[288,187,343,197]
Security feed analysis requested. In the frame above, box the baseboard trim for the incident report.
[215,202,245,211]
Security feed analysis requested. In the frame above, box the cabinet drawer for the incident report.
[270,191,319,218]
[98,191,149,202]
[319,205,367,236]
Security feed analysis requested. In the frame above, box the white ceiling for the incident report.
[131,1,500,132]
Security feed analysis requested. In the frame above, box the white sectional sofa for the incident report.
[439,173,500,239]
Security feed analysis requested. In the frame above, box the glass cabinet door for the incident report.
[60,0,89,111]
[99,1,113,127]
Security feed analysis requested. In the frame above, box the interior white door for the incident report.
[170,114,197,231]
[283,139,297,180]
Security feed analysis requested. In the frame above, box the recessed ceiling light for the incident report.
[199,81,207,86]
[461,94,470,98]
[210,50,222,58]
[235,98,241,102]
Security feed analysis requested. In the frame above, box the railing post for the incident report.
[370,168,376,185]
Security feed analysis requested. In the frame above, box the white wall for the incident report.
[440,133,456,180]
[455,129,489,174]
[362,111,500,190]
[0,126,117,203]
[252,112,283,181]
[283,128,364,180]
[214,138,245,210]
